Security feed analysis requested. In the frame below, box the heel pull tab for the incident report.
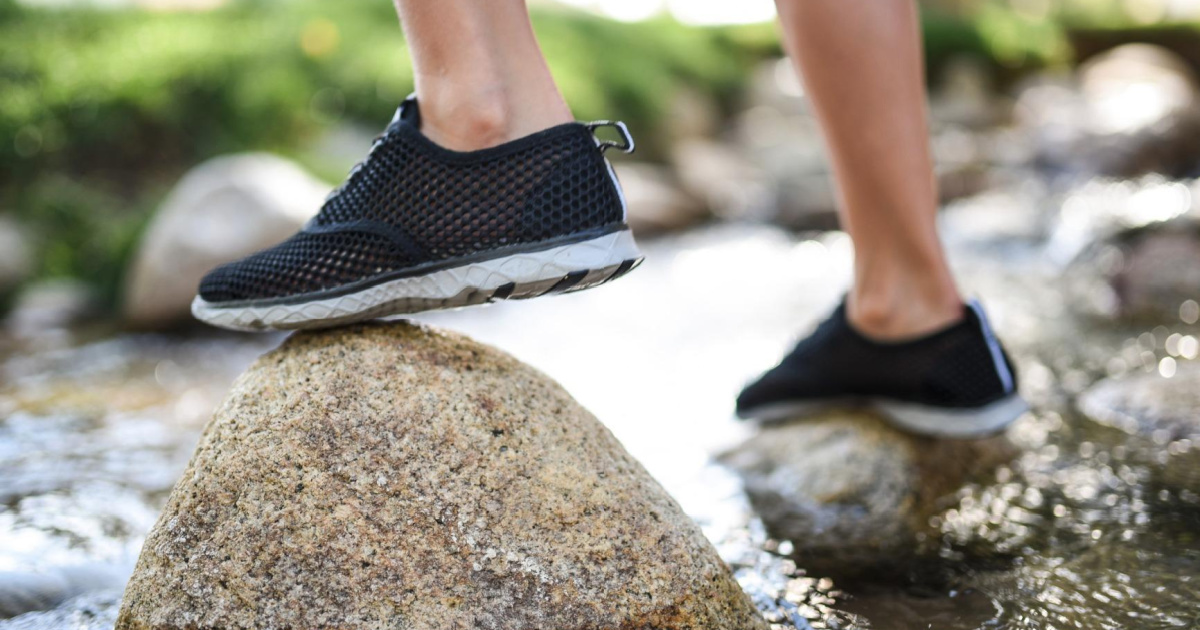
[585,121,636,154]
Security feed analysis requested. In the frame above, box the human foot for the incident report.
[736,300,1025,438]
[192,98,641,332]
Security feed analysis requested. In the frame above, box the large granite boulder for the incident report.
[720,411,1016,576]
[116,322,766,630]
[121,153,329,328]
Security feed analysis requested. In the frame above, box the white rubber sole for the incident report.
[192,229,642,332]
[740,394,1028,439]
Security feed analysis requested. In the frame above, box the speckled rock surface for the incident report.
[116,322,765,630]
[719,411,1016,575]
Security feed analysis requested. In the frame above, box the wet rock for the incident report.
[617,163,710,235]
[1079,361,1200,440]
[1102,221,1200,322]
[116,322,766,630]
[1078,362,1200,489]
[1062,203,1200,322]
[1049,176,1195,265]
[719,411,1016,576]
[4,279,97,337]
[121,154,330,328]
[1016,45,1200,177]
[0,591,122,630]
[672,138,773,223]
[965,527,1200,628]
[0,565,129,618]
[1079,45,1198,133]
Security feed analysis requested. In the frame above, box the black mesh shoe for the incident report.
[736,300,1026,437]
[192,98,642,331]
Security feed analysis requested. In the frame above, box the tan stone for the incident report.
[117,322,765,630]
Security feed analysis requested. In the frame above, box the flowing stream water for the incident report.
[1,191,1198,628]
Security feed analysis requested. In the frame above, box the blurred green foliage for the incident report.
[0,0,1196,312]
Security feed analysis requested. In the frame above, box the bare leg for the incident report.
[393,0,572,151]
[776,0,963,339]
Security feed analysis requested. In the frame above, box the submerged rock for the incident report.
[1079,361,1200,439]
[116,322,765,630]
[0,565,129,619]
[1078,363,1200,489]
[121,153,329,328]
[0,590,122,630]
[719,411,1016,576]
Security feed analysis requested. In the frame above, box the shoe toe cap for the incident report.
[735,373,787,418]
[196,262,246,304]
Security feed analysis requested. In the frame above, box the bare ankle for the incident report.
[418,91,513,151]
[416,84,572,152]
[847,285,963,341]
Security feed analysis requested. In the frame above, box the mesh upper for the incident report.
[197,231,411,305]
[738,304,1017,410]
[199,102,624,304]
